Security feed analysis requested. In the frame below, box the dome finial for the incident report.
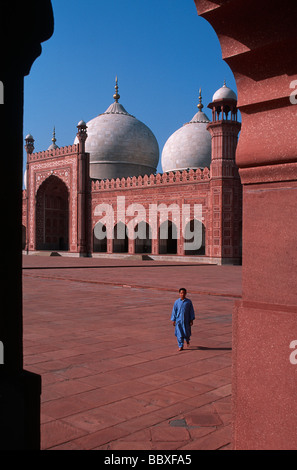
[52,126,57,145]
[113,76,120,103]
[223,79,226,86]
[197,88,204,111]
[48,126,59,150]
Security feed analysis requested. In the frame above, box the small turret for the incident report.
[25,133,35,155]
[76,120,88,154]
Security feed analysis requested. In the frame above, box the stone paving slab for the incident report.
[22,255,241,450]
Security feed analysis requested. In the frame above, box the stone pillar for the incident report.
[76,121,89,256]
[195,0,297,449]
[0,1,54,450]
[128,236,135,255]
[24,135,34,253]
[107,238,113,254]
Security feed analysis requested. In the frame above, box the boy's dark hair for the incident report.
[179,288,187,293]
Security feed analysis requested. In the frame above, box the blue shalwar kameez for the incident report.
[171,298,195,348]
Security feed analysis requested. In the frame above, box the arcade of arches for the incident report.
[92,219,206,256]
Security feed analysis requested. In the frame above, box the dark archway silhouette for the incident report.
[134,221,152,254]
[35,175,69,251]
[184,219,205,255]
[113,221,128,253]
[159,220,178,254]
[93,222,107,252]
[22,225,26,250]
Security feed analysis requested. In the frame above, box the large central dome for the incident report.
[75,79,159,180]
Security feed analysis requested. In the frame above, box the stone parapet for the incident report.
[27,144,78,162]
[91,168,211,192]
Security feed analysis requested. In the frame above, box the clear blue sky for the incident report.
[23,0,237,177]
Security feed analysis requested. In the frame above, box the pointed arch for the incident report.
[134,221,152,254]
[93,222,107,253]
[159,220,178,254]
[113,222,128,253]
[184,219,205,255]
[35,175,69,251]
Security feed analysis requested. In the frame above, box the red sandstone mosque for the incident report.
[23,79,242,264]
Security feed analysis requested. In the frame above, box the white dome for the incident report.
[161,99,211,173]
[74,98,159,180]
[212,83,237,102]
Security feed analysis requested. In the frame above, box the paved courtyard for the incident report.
[22,255,241,450]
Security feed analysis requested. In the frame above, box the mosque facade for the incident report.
[22,81,242,264]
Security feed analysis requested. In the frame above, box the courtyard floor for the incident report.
[22,255,242,451]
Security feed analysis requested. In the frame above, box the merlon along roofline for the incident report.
[91,168,211,191]
[27,144,79,161]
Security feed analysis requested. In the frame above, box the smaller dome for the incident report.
[161,90,211,173]
[25,134,34,141]
[77,120,86,127]
[212,82,237,102]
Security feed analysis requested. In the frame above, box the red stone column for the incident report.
[24,135,34,252]
[195,0,297,449]
[107,238,113,254]
[128,231,135,255]
[76,121,89,256]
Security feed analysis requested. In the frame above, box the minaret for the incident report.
[76,120,90,256]
[207,82,242,263]
[24,134,35,253]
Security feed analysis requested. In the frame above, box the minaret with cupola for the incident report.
[24,134,35,253]
[207,82,242,263]
[76,120,90,255]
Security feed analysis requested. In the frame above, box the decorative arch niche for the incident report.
[35,175,69,251]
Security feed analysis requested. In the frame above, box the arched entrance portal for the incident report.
[93,222,107,253]
[184,219,205,255]
[113,222,128,253]
[134,222,152,254]
[36,176,69,251]
[159,220,178,254]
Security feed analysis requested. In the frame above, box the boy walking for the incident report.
[171,288,195,351]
